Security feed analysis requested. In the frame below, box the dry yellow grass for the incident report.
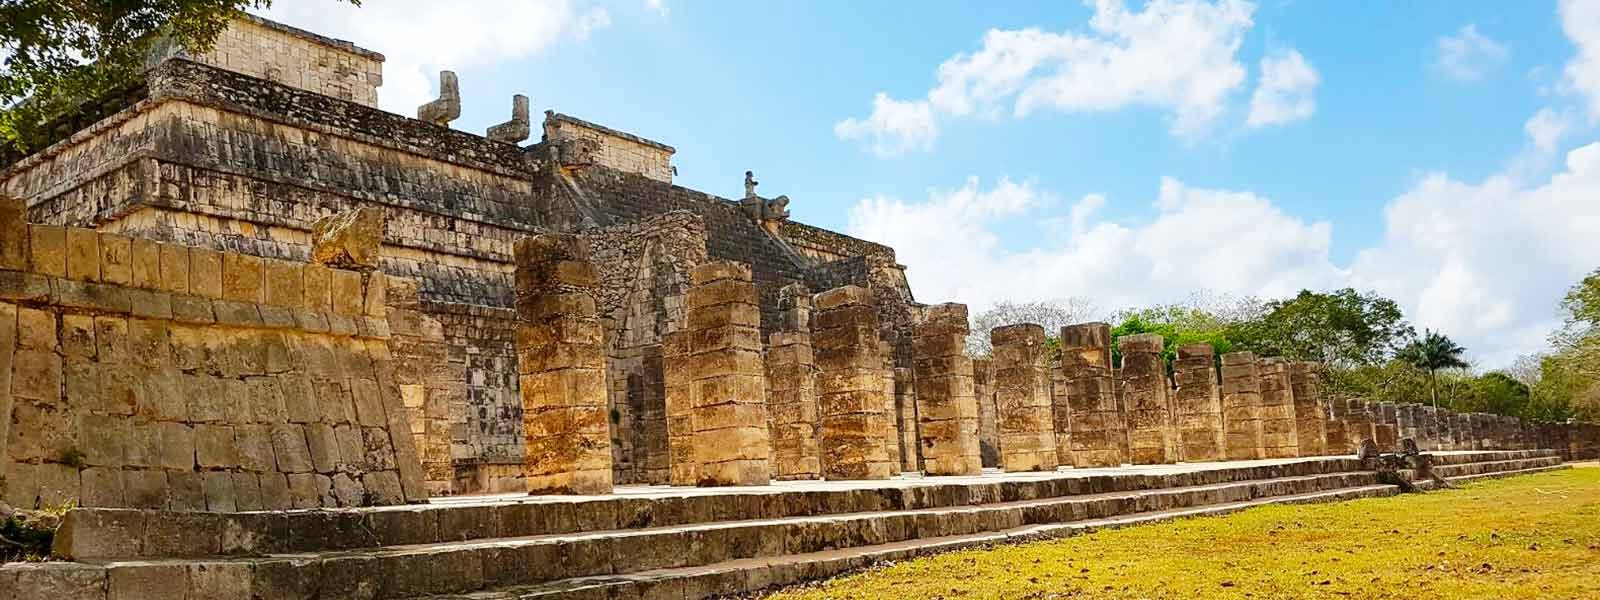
[765,466,1600,600]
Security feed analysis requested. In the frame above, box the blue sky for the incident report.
[262,0,1600,367]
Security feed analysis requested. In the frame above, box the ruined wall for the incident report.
[159,15,384,107]
[543,112,675,184]
[0,211,424,511]
[581,212,705,484]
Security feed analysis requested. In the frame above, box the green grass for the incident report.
[766,467,1600,600]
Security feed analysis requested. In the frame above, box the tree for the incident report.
[1228,288,1414,367]
[1397,329,1470,409]
[966,298,1095,356]
[1,0,357,153]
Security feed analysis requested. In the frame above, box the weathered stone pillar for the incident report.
[1220,352,1264,460]
[990,324,1058,472]
[813,286,895,480]
[1061,323,1124,467]
[1345,399,1376,448]
[515,234,612,495]
[767,330,820,480]
[974,358,1000,468]
[1119,334,1175,464]
[912,304,981,476]
[890,358,913,473]
[1324,396,1350,455]
[1288,362,1328,456]
[1373,402,1400,452]
[1256,358,1299,459]
[683,262,770,486]
[1172,344,1225,463]
[663,331,696,485]
[1396,403,1419,446]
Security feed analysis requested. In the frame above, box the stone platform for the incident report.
[11,450,1565,600]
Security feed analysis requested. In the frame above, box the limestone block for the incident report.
[310,207,385,270]
[16,306,55,351]
[109,562,188,600]
[80,467,124,507]
[0,196,27,270]
[29,225,66,277]
[7,562,107,600]
[161,243,191,295]
[99,233,132,285]
[813,285,894,480]
[65,228,99,281]
[130,238,160,289]
[232,472,264,510]
[222,253,264,303]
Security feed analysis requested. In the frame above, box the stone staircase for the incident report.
[11,450,1564,600]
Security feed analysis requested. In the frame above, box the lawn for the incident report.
[765,466,1600,600]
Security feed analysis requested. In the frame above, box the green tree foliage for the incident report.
[0,0,357,153]
[1107,306,1236,369]
[1397,329,1471,409]
[1227,289,1414,367]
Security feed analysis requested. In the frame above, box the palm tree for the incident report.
[1397,330,1470,409]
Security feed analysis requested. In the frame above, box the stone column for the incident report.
[813,286,895,480]
[974,358,1000,468]
[912,304,981,476]
[1119,334,1175,464]
[767,330,820,480]
[890,359,913,473]
[1220,352,1264,460]
[1172,344,1225,463]
[1324,396,1350,455]
[1396,403,1419,446]
[515,233,612,495]
[1288,362,1328,456]
[1061,323,1124,468]
[682,262,769,486]
[1373,402,1400,452]
[662,331,696,485]
[1256,358,1299,459]
[1346,399,1376,448]
[990,324,1058,472]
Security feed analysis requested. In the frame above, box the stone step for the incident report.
[1425,449,1558,466]
[57,457,1376,561]
[432,484,1402,600]
[1428,456,1564,479]
[57,470,1383,600]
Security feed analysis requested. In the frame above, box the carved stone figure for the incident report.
[486,94,530,144]
[417,70,460,127]
[744,170,759,199]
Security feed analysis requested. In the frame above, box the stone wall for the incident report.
[161,15,384,107]
[0,206,424,511]
[543,112,675,184]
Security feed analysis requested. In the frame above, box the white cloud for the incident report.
[1246,48,1319,128]
[833,94,939,157]
[1562,0,1600,120]
[647,0,668,16]
[1350,143,1600,366]
[1432,24,1510,82]
[1525,108,1576,155]
[849,143,1600,367]
[257,0,612,114]
[836,0,1275,152]
[848,175,1342,318]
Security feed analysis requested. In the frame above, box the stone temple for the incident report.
[0,16,1596,599]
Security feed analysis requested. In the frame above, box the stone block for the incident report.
[0,196,27,270]
[223,253,264,303]
[7,562,107,600]
[187,246,222,299]
[160,243,190,294]
[329,269,363,316]
[188,561,253,598]
[29,225,66,277]
[16,306,56,351]
[65,227,99,281]
[109,562,187,600]
[130,238,161,289]
[98,233,132,285]
[54,509,146,560]
[203,471,237,512]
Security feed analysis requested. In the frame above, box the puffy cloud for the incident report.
[833,94,938,157]
[1246,48,1319,128]
[1561,0,1600,118]
[1525,108,1576,155]
[1432,24,1510,82]
[647,0,668,16]
[836,0,1278,152]
[257,0,612,113]
[848,143,1600,367]
[847,175,1343,317]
